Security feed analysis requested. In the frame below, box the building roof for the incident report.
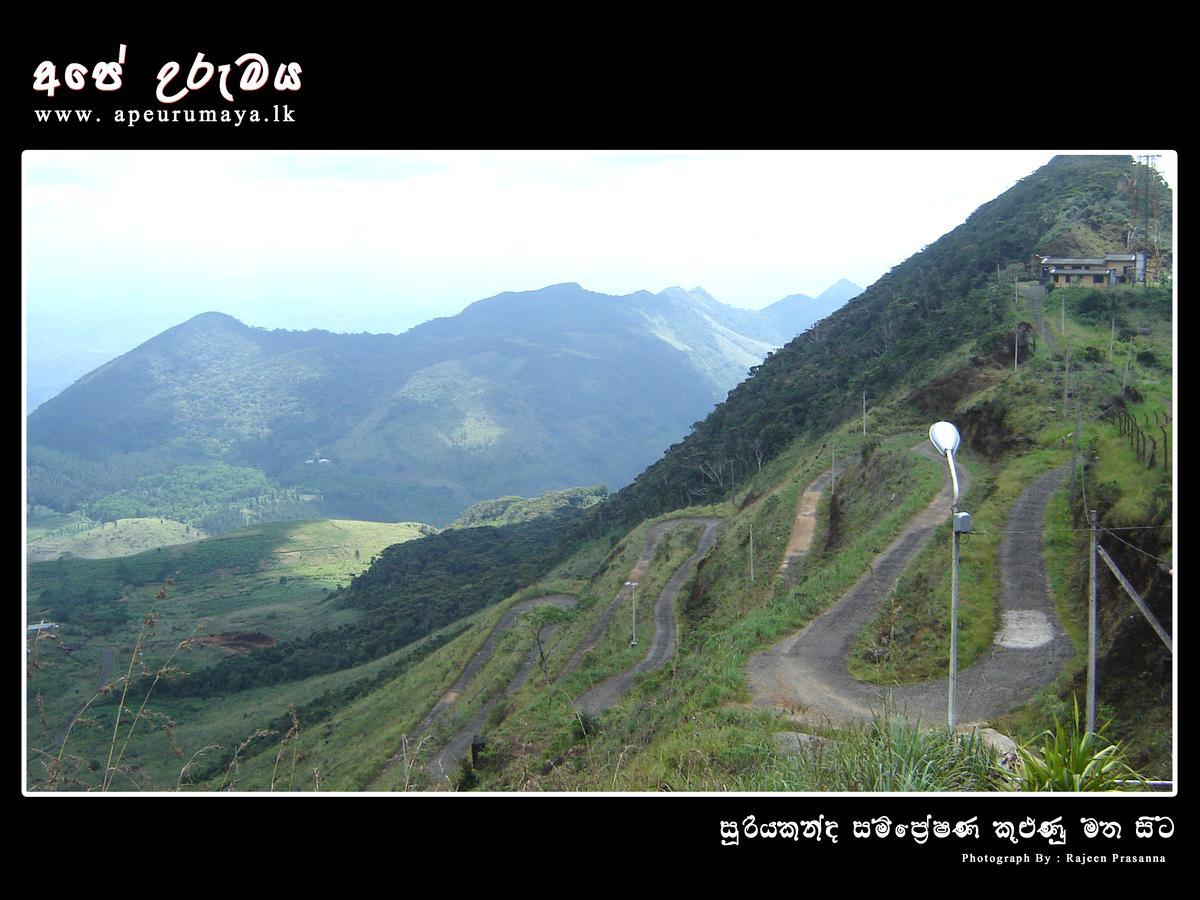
[1040,253,1138,264]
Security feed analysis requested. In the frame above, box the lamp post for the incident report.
[929,421,969,730]
[625,581,639,646]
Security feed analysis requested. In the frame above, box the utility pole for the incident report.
[1122,345,1134,394]
[949,495,960,730]
[832,447,836,495]
[1014,326,1019,373]
[626,581,638,646]
[862,392,867,436]
[1147,153,1156,260]
[1063,336,1071,418]
[1087,510,1098,735]
[749,524,755,584]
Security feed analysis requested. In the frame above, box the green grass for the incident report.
[763,714,1005,792]
[1043,482,1088,652]
[218,585,583,791]
[992,285,1172,779]
[847,454,987,684]
[29,279,1172,793]
[26,506,106,547]
[460,284,1171,792]
[28,517,210,563]
[26,518,429,791]
[389,515,721,790]
[201,558,595,791]
[1090,427,1172,526]
[845,283,1169,689]
[458,427,953,790]
[555,521,706,693]
[848,448,1069,685]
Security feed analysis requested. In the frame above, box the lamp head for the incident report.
[929,421,961,457]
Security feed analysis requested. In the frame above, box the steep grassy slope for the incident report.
[209,508,728,791]
[850,284,1171,701]
[993,285,1173,777]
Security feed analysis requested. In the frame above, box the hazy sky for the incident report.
[23,149,1176,395]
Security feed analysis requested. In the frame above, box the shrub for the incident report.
[454,756,479,790]
[574,711,601,740]
[1015,697,1145,791]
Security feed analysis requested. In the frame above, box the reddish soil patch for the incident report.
[903,366,997,416]
[194,631,276,654]
[779,471,833,574]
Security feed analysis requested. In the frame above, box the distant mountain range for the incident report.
[758,278,864,337]
[26,280,859,527]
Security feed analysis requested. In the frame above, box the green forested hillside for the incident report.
[28,283,851,529]
[589,156,1172,535]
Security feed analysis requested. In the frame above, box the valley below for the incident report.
[25,155,1174,794]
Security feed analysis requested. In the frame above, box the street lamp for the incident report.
[929,421,971,730]
[625,581,639,646]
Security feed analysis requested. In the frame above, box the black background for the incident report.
[13,33,1182,869]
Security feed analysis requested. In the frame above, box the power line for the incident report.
[1101,528,1174,566]
[1102,524,1175,531]
[966,524,1172,537]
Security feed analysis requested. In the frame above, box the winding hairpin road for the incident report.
[747,444,1072,726]
[559,518,716,679]
[573,518,722,717]
[427,517,725,785]
[378,516,723,788]
[424,596,578,783]
[367,592,576,790]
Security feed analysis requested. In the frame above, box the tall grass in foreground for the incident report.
[757,698,1148,792]
[764,714,1005,792]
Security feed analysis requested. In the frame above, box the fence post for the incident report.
[1070,399,1083,504]
[1087,510,1098,735]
